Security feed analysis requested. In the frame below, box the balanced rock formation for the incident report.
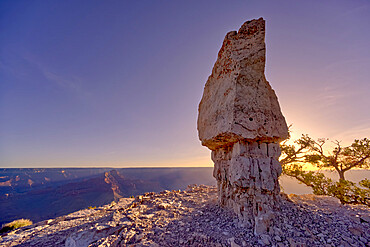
[197,18,289,234]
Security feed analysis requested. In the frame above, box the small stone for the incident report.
[360,215,370,223]
[342,235,354,244]
[274,235,282,242]
[340,240,351,247]
[317,233,325,238]
[359,236,368,244]
[348,226,362,237]
[45,219,53,225]
[157,203,171,209]
[260,234,271,245]
[288,238,296,247]
[228,237,241,247]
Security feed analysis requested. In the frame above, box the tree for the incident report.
[280,135,370,205]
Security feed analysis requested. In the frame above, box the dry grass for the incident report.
[0,219,33,233]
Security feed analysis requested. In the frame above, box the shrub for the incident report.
[280,134,370,206]
[0,219,33,234]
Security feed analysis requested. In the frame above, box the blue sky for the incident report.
[1,0,369,167]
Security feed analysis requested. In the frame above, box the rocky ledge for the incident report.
[0,185,369,247]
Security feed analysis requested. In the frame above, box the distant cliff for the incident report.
[0,168,216,225]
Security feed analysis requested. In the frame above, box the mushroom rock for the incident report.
[197,18,289,235]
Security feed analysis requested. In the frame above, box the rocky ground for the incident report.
[0,185,369,247]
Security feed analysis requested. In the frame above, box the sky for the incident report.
[0,0,369,168]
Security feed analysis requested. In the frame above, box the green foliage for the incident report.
[359,178,370,189]
[0,219,33,234]
[282,163,332,195]
[280,134,370,206]
[282,163,370,205]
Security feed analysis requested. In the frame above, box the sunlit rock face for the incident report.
[197,18,289,235]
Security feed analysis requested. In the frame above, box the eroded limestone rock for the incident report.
[197,18,289,234]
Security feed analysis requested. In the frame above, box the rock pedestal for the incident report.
[197,18,289,234]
